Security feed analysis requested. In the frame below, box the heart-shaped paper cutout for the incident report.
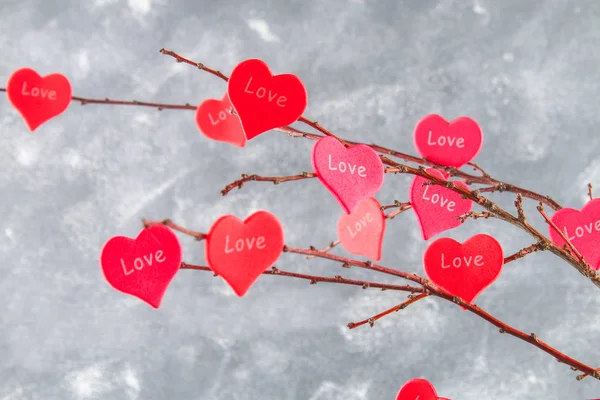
[100,224,182,308]
[414,114,483,168]
[196,93,246,147]
[423,234,504,304]
[337,197,386,261]
[396,378,447,400]
[410,168,472,240]
[548,198,600,270]
[227,59,307,140]
[312,136,385,214]
[6,68,72,131]
[205,211,284,296]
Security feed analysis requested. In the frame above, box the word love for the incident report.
[423,234,504,304]
[413,114,483,168]
[224,235,266,252]
[337,197,386,261]
[549,198,600,270]
[328,154,367,177]
[410,168,472,240]
[395,378,450,400]
[205,211,285,296]
[312,136,384,214]
[227,58,307,140]
[196,94,246,147]
[120,250,166,275]
[99,224,182,308]
[6,68,72,131]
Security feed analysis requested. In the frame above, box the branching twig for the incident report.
[347,293,429,329]
[142,218,206,241]
[306,240,341,259]
[221,172,316,196]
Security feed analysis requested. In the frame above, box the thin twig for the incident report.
[142,218,206,241]
[221,172,316,196]
[347,293,429,329]
[306,240,341,259]
[537,203,586,264]
[588,183,593,201]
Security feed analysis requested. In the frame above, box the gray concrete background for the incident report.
[1,0,600,399]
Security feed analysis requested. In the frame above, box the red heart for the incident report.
[548,198,600,270]
[395,378,444,400]
[312,136,385,214]
[413,114,483,168]
[6,68,72,131]
[227,59,307,140]
[337,197,386,261]
[205,211,284,296]
[410,168,472,240]
[423,234,504,304]
[195,93,246,147]
[99,225,182,308]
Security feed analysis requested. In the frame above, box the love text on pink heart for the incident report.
[440,253,484,268]
[120,250,166,276]
[345,212,373,237]
[421,184,456,211]
[224,235,267,253]
[562,219,600,241]
[426,130,465,148]
[328,154,367,177]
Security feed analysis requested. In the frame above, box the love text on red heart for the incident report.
[120,250,166,276]
[243,76,288,108]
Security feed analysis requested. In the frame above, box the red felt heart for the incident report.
[396,378,446,400]
[337,197,386,261]
[548,198,600,270]
[6,68,72,131]
[205,211,284,296]
[312,136,385,214]
[227,59,307,140]
[99,225,182,308]
[413,114,483,168]
[423,234,504,304]
[196,93,246,147]
[410,168,472,240]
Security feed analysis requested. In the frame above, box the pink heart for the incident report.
[99,225,182,308]
[396,378,448,400]
[548,198,600,270]
[413,114,483,168]
[423,234,504,305]
[195,93,246,147]
[337,197,386,261]
[410,168,472,240]
[312,136,385,214]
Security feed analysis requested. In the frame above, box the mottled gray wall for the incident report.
[1,0,600,399]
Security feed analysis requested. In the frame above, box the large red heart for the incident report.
[396,378,448,400]
[196,93,246,147]
[423,234,504,304]
[337,197,386,261]
[312,136,385,214]
[227,59,307,140]
[548,198,600,270]
[6,68,72,131]
[413,114,483,168]
[100,225,182,308]
[410,168,472,240]
[205,211,284,296]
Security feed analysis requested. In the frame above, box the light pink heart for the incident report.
[548,198,600,270]
[312,136,385,214]
[337,197,386,261]
[410,168,472,240]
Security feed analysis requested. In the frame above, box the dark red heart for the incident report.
[227,59,307,140]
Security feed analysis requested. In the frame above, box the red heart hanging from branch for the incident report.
[99,224,182,308]
[337,197,386,261]
[196,92,246,147]
[227,59,307,140]
[6,68,72,131]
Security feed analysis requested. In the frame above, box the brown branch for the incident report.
[537,203,586,265]
[221,172,316,196]
[504,243,544,264]
[180,263,424,293]
[282,245,599,380]
[589,183,593,201]
[142,218,206,240]
[347,293,429,329]
[306,240,341,259]
[458,211,492,223]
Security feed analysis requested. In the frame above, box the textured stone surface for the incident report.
[1,0,600,398]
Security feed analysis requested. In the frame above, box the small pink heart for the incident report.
[337,197,386,261]
[312,136,385,214]
[548,198,600,270]
[423,234,504,305]
[396,378,448,400]
[410,168,472,240]
[99,225,182,308]
[196,93,246,147]
[413,114,483,168]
